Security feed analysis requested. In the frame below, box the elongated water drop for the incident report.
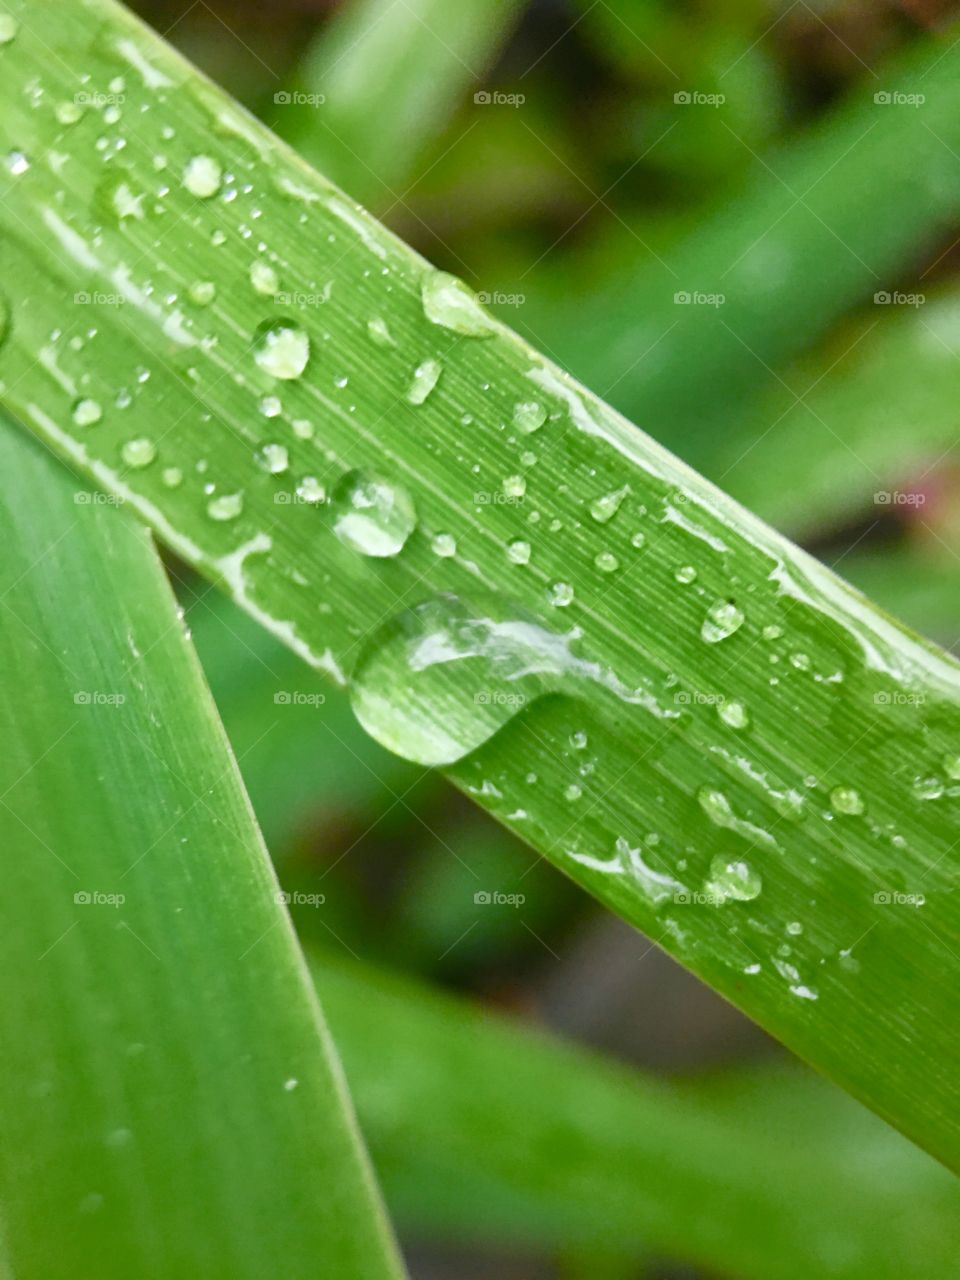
[407,358,441,405]
[207,492,243,522]
[329,470,416,557]
[253,320,309,380]
[421,271,496,337]
[590,485,629,524]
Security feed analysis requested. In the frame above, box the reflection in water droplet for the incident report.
[367,317,394,348]
[161,467,183,489]
[55,100,83,125]
[706,855,762,902]
[701,600,745,644]
[513,400,546,434]
[421,271,496,337]
[549,582,574,608]
[590,485,628,524]
[675,565,697,585]
[594,550,619,573]
[329,470,416,558]
[253,320,309,380]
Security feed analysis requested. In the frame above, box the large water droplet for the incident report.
[829,786,864,816]
[329,470,417,558]
[513,400,546,434]
[0,15,19,43]
[590,485,629,524]
[249,260,278,296]
[701,600,745,643]
[407,358,442,405]
[421,271,496,337]
[72,398,102,427]
[121,437,156,469]
[706,855,762,903]
[207,492,243,522]
[253,320,310,380]
[257,443,288,475]
[183,154,222,199]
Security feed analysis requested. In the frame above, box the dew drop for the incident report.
[701,600,744,644]
[367,317,395,348]
[249,260,278,296]
[183,154,222,199]
[549,582,574,608]
[7,150,29,176]
[207,492,243,522]
[564,783,582,801]
[72,398,102,427]
[675,565,697,585]
[589,485,629,524]
[55,100,83,125]
[942,754,960,781]
[121,437,156,469]
[407,358,442,405]
[257,443,289,475]
[912,776,944,801]
[253,320,309,380]
[296,476,326,504]
[330,470,416,558]
[502,474,526,500]
[507,539,531,565]
[161,467,183,489]
[432,532,456,558]
[421,271,496,337]
[630,530,646,550]
[513,400,547,434]
[0,15,18,43]
[594,550,619,573]
[830,786,864,816]
[718,700,749,729]
[706,855,762,903]
[188,280,216,306]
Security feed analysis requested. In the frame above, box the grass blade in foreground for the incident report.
[0,423,404,1280]
[4,0,960,1170]
[317,951,960,1280]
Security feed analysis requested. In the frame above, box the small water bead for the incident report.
[589,484,629,524]
[706,855,762,903]
[7,150,29,175]
[762,624,783,641]
[55,101,83,125]
[161,467,183,489]
[718,701,750,730]
[367,317,395,348]
[207,492,243,522]
[296,476,326,504]
[283,1078,299,1092]
[329,470,417,558]
[292,419,314,440]
[594,550,619,573]
[790,652,812,672]
[249,260,278,296]
[830,786,864,816]
[72,398,102,427]
[253,320,309,380]
[564,783,582,801]
[183,154,222,198]
[786,921,803,936]
[571,731,588,750]
[502,474,526,500]
[211,229,226,247]
[549,582,574,608]
[121,438,157,469]
[520,450,537,468]
[630,531,646,550]
[675,565,697,584]
[912,776,944,801]
[257,443,289,475]
[259,395,282,418]
[0,15,18,42]
[421,271,496,337]
[432,532,457,557]
[188,280,216,306]
[513,400,547,434]
[701,600,744,644]
[507,539,530,565]
[407,358,442,405]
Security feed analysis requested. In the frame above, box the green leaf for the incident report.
[0,422,404,1280]
[317,950,960,1280]
[5,0,960,1172]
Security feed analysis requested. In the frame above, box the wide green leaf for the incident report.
[0,422,404,1279]
[4,0,960,1171]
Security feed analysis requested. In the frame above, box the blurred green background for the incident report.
[129,1,960,1275]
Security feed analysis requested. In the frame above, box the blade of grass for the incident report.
[5,0,960,1171]
[276,0,526,209]
[314,949,960,1280]
[0,420,405,1280]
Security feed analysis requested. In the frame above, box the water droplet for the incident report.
[55,101,83,126]
[762,624,783,641]
[790,652,812,672]
[507,539,530,565]
[718,700,749,729]
[0,15,18,43]
[72,398,102,427]
[296,476,325,504]
[786,921,803,936]
[698,786,778,849]
[630,530,646,550]
[513,400,546,434]
[161,467,183,489]
[590,485,629,524]
[421,271,496,337]
[121,438,156,469]
[257,443,289,475]
[188,280,216,306]
[706,855,762,903]
[549,582,574,608]
[7,150,29,176]
[183,154,222,199]
[912,776,944,801]
[253,320,309,380]
[407,358,442,405]
[701,600,744,644]
[249,260,278,296]
[943,754,960,781]
[330,470,416,558]
[432,532,456,557]
[594,550,619,573]
[502,474,526,499]
[830,786,864,816]
[675,564,697,584]
[207,492,243,522]
[292,418,314,440]
[564,783,582,801]
[571,730,588,749]
[367,317,395,348]
[283,1077,299,1092]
